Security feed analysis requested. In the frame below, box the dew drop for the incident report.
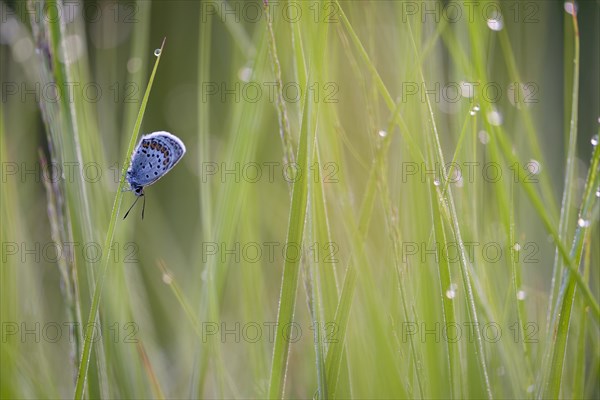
[507,82,535,108]
[564,2,576,15]
[487,18,503,31]
[460,81,475,98]
[127,57,142,73]
[469,110,477,116]
[478,130,490,144]
[513,243,521,252]
[473,104,480,112]
[446,289,456,299]
[448,167,461,183]
[591,134,598,146]
[596,188,600,198]
[487,109,503,126]
[378,129,388,138]
[58,35,84,64]
[238,66,253,82]
[517,290,526,300]
[577,218,590,228]
[527,385,535,393]
[527,159,541,175]
[162,273,173,285]
[154,48,161,57]
[433,178,441,186]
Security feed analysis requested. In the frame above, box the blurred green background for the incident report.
[1,0,599,399]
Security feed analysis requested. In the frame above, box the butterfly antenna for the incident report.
[123,195,141,220]
[141,194,146,220]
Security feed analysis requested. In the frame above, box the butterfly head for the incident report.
[133,186,144,196]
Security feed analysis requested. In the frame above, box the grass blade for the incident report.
[324,265,357,398]
[267,73,313,399]
[542,137,600,398]
[73,38,167,400]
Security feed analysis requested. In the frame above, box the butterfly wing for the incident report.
[126,131,186,189]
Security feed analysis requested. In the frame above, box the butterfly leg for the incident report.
[141,193,146,220]
[123,195,140,220]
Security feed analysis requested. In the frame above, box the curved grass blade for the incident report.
[73,38,167,400]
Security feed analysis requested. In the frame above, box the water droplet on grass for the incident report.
[564,2,576,15]
[487,109,503,126]
[478,130,490,144]
[591,134,598,146]
[578,218,590,228]
[487,18,503,31]
[527,159,541,175]
[154,48,162,57]
[460,81,474,98]
[127,57,142,73]
[517,290,526,300]
[238,66,253,82]
[378,130,388,138]
[470,104,480,116]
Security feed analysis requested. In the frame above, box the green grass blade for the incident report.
[429,182,459,399]
[572,234,593,398]
[265,0,295,166]
[494,130,599,319]
[324,265,357,398]
[540,11,582,399]
[549,7,581,335]
[267,74,313,399]
[405,18,494,400]
[45,1,107,395]
[73,38,167,400]
[542,137,600,398]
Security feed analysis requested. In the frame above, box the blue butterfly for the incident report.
[123,131,186,219]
